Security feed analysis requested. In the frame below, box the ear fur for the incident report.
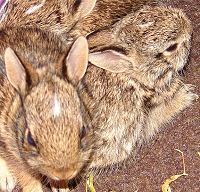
[4,47,26,94]
[75,0,97,18]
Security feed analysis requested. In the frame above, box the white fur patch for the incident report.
[0,158,16,192]
[25,0,46,15]
[139,21,154,28]
[53,94,61,117]
[124,142,133,154]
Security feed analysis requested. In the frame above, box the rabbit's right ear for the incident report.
[73,0,96,18]
[66,36,88,84]
[89,50,132,73]
[4,48,26,94]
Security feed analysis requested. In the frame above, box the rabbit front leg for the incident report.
[0,156,43,192]
[0,157,17,192]
[90,120,142,168]
[144,83,198,141]
[22,179,43,192]
[8,166,43,192]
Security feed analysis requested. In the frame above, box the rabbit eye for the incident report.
[80,126,87,140]
[27,130,36,147]
[72,0,81,12]
[166,43,178,52]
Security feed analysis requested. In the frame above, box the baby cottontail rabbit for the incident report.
[1,0,161,37]
[0,0,96,35]
[0,27,93,191]
[80,6,198,168]
[69,0,161,37]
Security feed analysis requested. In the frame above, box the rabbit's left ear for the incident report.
[4,48,26,94]
[75,0,97,18]
[89,50,132,73]
[66,36,88,84]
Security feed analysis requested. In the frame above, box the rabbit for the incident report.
[78,6,198,168]
[0,0,162,38]
[68,0,162,37]
[0,0,97,36]
[0,27,93,192]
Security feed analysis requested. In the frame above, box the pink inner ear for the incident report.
[78,0,97,18]
[5,47,26,93]
[89,50,132,73]
[66,36,88,83]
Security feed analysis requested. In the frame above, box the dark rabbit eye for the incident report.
[27,130,36,147]
[166,43,178,52]
[80,126,87,140]
[72,0,81,12]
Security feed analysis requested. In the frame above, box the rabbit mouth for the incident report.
[48,175,81,190]
[49,179,68,191]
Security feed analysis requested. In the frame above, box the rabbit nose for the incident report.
[53,170,78,181]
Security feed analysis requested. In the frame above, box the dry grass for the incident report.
[86,173,96,192]
[161,149,188,192]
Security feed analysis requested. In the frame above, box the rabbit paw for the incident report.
[0,159,16,192]
[180,84,199,105]
[23,182,43,192]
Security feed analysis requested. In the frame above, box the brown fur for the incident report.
[1,0,161,38]
[1,0,96,37]
[0,27,93,191]
[69,0,161,37]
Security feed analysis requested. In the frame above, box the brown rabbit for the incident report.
[0,27,93,192]
[79,6,198,168]
[1,0,161,38]
[0,0,97,35]
[68,0,162,37]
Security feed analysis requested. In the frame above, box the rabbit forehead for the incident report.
[24,77,83,133]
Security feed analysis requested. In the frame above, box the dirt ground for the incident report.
[74,0,200,191]
[7,0,199,192]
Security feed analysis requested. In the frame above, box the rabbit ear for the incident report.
[4,48,26,94]
[75,0,96,18]
[66,36,88,84]
[89,50,132,73]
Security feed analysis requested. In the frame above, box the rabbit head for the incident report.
[3,36,93,181]
[88,6,192,87]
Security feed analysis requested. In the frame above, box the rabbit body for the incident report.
[81,6,198,168]
[0,27,92,191]
[69,0,161,37]
[0,0,97,36]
